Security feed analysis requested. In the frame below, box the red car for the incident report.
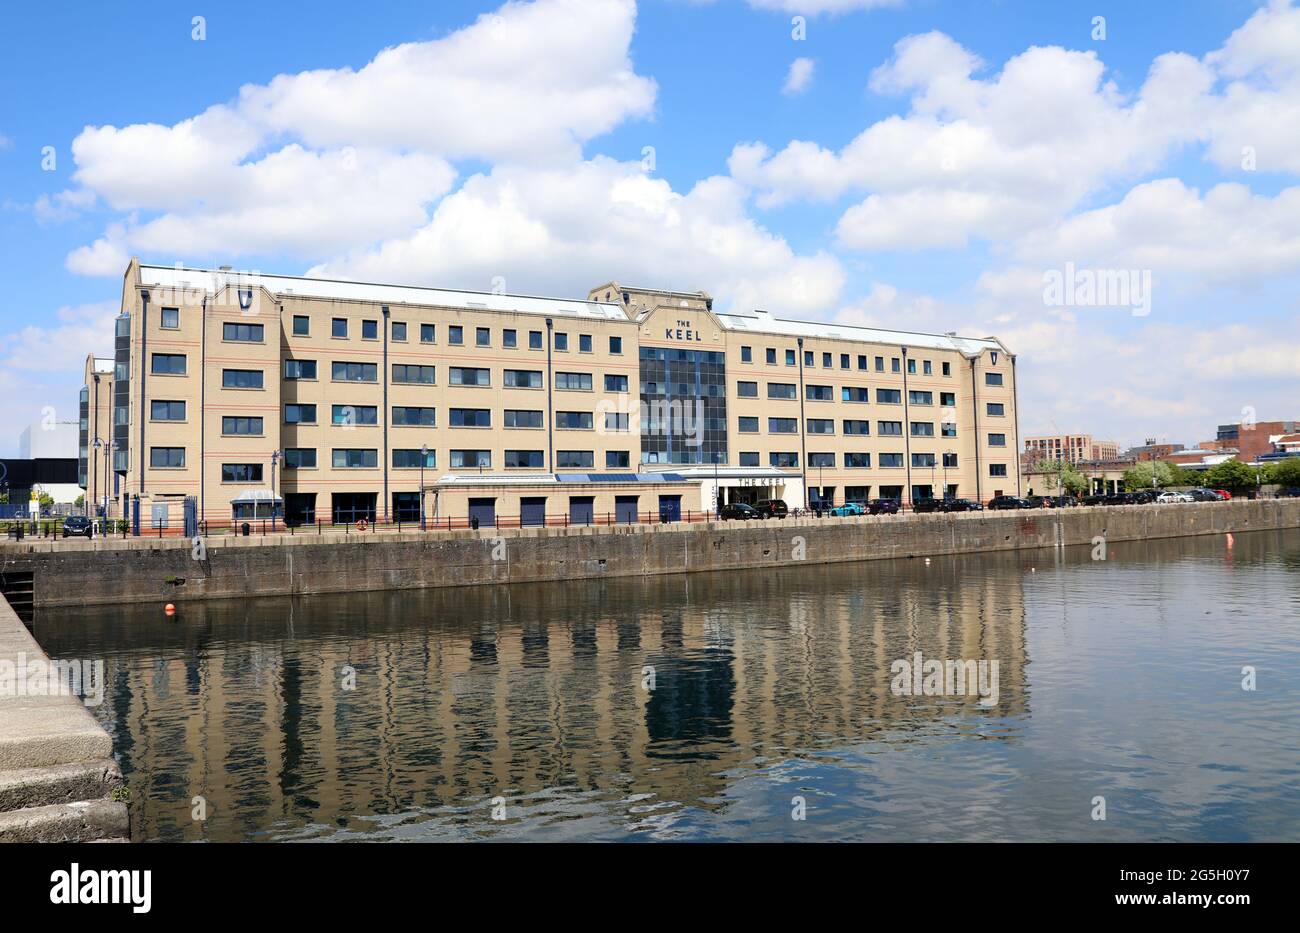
[1214,489,1232,500]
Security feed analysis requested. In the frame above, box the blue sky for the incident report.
[1,0,1297,456]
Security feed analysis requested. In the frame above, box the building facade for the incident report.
[1022,433,1119,467]
[84,260,1019,527]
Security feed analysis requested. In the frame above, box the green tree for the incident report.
[38,492,54,510]
[1037,460,1088,495]
[1123,460,1175,491]
[1265,458,1300,489]
[1203,459,1257,494]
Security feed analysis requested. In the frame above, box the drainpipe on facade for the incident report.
[796,337,808,509]
[901,347,912,506]
[138,290,149,499]
[1010,352,1022,496]
[381,305,390,522]
[545,318,555,475]
[199,295,207,526]
[971,358,982,503]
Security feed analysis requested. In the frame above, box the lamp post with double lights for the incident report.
[420,444,429,531]
[270,449,281,531]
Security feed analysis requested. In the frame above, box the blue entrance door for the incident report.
[658,495,681,522]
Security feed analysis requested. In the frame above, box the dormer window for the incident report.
[991,351,998,365]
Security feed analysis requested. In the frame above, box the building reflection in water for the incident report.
[36,551,1029,841]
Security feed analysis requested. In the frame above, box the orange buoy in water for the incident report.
[1226,532,1234,548]
[165,603,176,616]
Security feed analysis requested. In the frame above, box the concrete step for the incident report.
[0,759,123,813]
[0,798,128,843]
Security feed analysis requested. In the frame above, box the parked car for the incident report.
[911,498,944,514]
[61,515,93,538]
[1187,488,1225,502]
[1279,487,1300,498]
[1214,489,1233,500]
[988,495,1032,510]
[1047,495,1079,508]
[719,502,759,520]
[1156,491,1186,504]
[829,502,865,517]
[866,498,900,515]
[940,498,984,512]
[754,499,789,519]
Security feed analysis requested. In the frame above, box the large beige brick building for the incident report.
[81,260,1020,528]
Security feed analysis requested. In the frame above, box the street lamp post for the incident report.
[270,450,281,531]
[420,444,429,531]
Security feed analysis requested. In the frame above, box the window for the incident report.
[605,374,629,393]
[450,367,491,386]
[843,419,870,435]
[393,449,436,469]
[991,351,998,365]
[392,321,407,341]
[604,412,629,432]
[555,372,592,390]
[822,353,832,368]
[151,353,187,375]
[222,463,263,482]
[876,388,901,404]
[907,359,917,375]
[841,354,850,370]
[909,390,933,405]
[988,433,1007,447]
[420,323,435,343]
[940,392,956,407]
[880,453,904,468]
[891,358,901,373]
[767,382,796,400]
[392,364,435,384]
[943,453,959,468]
[223,322,263,342]
[846,452,871,468]
[768,417,798,434]
[451,449,492,468]
[942,361,951,376]
[392,407,436,426]
[554,332,568,351]
[447,325,465,345]
[911,422,934,437]
[579,334,592,353]
[361,320,378,340]
[738,417,759,433]
[503,329,517,348]
[529,330,543,350]
[842,387,869,403]
[476,327,490,347]
[786,349,796,366]
[332,405,377,425]
[222,416,263,436]
[332,361,377,382]
[809,452,835,468]
[737,381,758,398]
[858,355,868,371]
[150,447,184,468]
[807,419,834,435]
[150,400,185,421]
[332,318,347,338]
[504,450,544,468]
[556,411,593,430]
[941,423,957,438]
[985,372,1004,387]
[293,315,310,336]
[878,421,903,436]
[923,360,932,376]
[766,348,777,364]
[990,463,1008,477]
[875,356,884,372]
[987,402,1005,416]
[771,452,799,468]
[912,453,936,467]
[222,369,263,389]
[504,369,543,388]
[504,410,543,428]
[450,408,491,427]
[284,404,317,424]
[606,450,630,468]
[806,384,833,401]
[739,452,760,467]
[557,450,594,468]
[332,449,378,469]
[284,448,316,469]
[610,336,623,354]
[805,351,814,367]
[284,359,317,380]
[741,346,752,363]
[161,307,179,329]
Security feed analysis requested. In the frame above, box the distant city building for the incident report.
[1023,433,1119,466]
[1216,420,1298,463]
[1124,438,1186,461]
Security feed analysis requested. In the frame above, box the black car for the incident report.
[754,499,789,519]
[940,498,984,512]
[866,498,900,515]
[988,495,1032,510]
[911,498,943,514]
[719,502,759,521]
[1187,488,1224,502]
[62,515,93,538]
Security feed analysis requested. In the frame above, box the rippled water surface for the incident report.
[33,529,1300,842]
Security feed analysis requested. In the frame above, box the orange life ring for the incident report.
[356,518,369,532]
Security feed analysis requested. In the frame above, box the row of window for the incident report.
[148,448,635,473]
[739,346,968,376]
[287,314,631,356]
